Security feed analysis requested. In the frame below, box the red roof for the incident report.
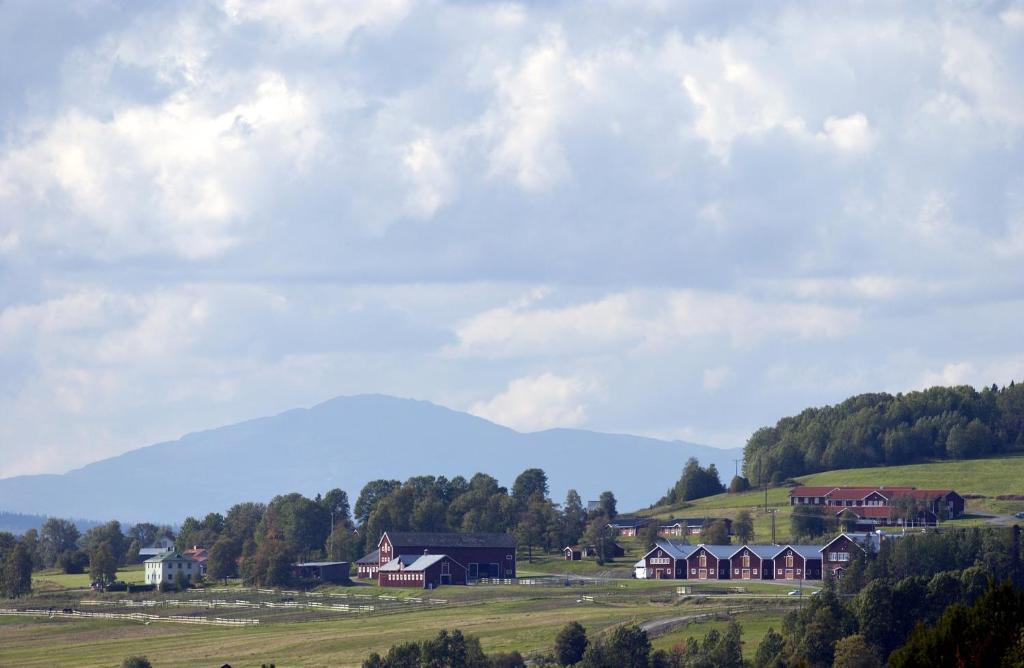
[827,488,883,500]
[183,548,208,562]
[789,486,837,497]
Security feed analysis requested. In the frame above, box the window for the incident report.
[699,554,706,568]
[691,568,696,574]
[168,573,173,581]
[786,554,793,568]
[742,555,750,568]
[734,568,739,574]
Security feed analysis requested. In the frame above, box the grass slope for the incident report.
[639,455,1024,545]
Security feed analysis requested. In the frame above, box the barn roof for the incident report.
[643,539,694,560]
[659,517,730,527]
[293,561,349,567]
[144,551,196,564]
[789,486,838,497]
[836,506,893,519]
[694,544,736,559]
[356,549,380,565]
[607,517,651,528]
[379,553,465,572]
[383,531,515,549]
[820,532,881,552]
[728,544,781,559]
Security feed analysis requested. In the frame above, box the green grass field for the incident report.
[32,564,146,591]
[638,455,1024,544]
[3,455,1020,666]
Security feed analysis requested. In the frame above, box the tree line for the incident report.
[749,525,1023,667]
[743,382,1024,485]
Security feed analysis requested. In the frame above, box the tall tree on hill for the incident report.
[561,489,587,548]
[1,541,32,598]
[554,621,589,666]
[515,492,559,561]
[700,520,730,545]
[734,510,754,544]
[597,491,617,520]
[206,536,238,582]
[19,529,42,570]
[320,488,352,529]
[354,479,401,526]
[512,468,549,510]
[641,521,661,550]
[224,502,265,544]
[40,518,79,568]
[89,542,117,586]
[127,523,160,548]
[82,521,127,565]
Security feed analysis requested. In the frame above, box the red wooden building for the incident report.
[820,532,881,578]
[356,549,380,579]
[726,545,778,580]
[606,517,651,537]
[658,517,733,537]
[639,540,694,579]
[684,545,733,580]
[789,486,965,522]
[377,531,516,580]
[378,553,467,589]
[769,545,822,580]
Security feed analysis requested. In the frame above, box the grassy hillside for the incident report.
[637,455,1024,545]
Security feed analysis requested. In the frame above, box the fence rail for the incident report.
[0,608,258,627]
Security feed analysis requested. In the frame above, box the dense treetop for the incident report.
[743,383,1024,484]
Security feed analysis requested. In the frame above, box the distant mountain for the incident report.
[0,511,102,535]
[0,395,742,523]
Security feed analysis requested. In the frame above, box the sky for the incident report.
[1,0,1023,479]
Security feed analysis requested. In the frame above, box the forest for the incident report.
[743,382,1024,484]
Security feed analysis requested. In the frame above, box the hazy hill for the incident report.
[0,394,740,523]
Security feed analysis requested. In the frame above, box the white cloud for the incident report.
[702,366,733,392]
[469,373,600,432]
[448,288,857,358]
[222,0,411,46]
[820,113,875,153]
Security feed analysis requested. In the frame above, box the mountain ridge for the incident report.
[0,394,741,523]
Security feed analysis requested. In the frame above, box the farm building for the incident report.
[378,531,516,580]
[356,549,380,579]
[563,542,625,560]
[639,539,694,579]
[182,546,208,575]
[726,545,778,580]
[292,561,350,584]
[379,554,467,589]
[138,536,175,559]
[144,551,198,586]
[789,486,965,521]
[606,517,650,536]
[770,545,823,580]
[658,517,733,537]
[821,532,882,578]
[685,545,734,580]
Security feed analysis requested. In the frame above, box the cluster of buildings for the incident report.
[636,532,881,581]
[356,531,517,589]
[605,516,733,538]
[789,485,965,529]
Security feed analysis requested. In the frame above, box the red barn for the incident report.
[727,545,778,580]
[606,517,651,537]
[770,545,823,580]
[356,549,380,579]
[378,531,516,580]
[684,545,733,580]
[820,532,881,578]
[379,554,467,589]
[639,540,694,579]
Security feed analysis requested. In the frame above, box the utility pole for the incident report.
[768,509,777,545]
[733,459,741,479]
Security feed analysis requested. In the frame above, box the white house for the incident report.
[144,551,198,586]
[138,536,175,559]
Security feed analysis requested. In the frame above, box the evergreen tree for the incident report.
[832,635,881,668]
[753,627,785,668]
[561,489,587,547]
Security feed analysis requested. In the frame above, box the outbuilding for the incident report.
[292,561,351,584]
[379,554,468,589]
[727,545,778,580]
[356,550,380,579]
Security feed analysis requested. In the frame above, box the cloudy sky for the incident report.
[1,1,1023,478]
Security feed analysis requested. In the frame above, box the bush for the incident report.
[120,657,152,668]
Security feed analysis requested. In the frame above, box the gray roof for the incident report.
[694,544,736,559]
[384,531,515,549]
[774,544,825,559]
[293,561,349,568]
[356,549,380,565]
[644,539,695,561]
[144,551,196,564]
[660,517,730,527]
[820,532,881,552]
[729,544,782,559]
[379,553,464,572]
[607,517,650,528]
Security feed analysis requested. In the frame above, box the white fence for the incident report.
[0,608,258,627]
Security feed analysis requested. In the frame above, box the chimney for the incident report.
[424,549,429,555]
